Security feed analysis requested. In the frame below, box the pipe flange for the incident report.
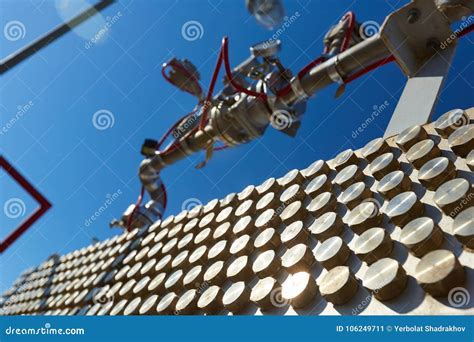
[290,76,310,103]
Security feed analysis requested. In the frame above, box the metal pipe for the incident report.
[157,125,216,167]
[281,35,390,105]
[0,0,115,74]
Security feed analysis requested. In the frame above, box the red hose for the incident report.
[127,185,145,231]
[457,22,474,38]
[199,48,224,130]
[157,107,200,150]
[159,182,167,210]
[344,55,396,84]
[340,11,356,52]
[221,37,268,101]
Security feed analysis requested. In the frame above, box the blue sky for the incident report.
[0,0,473,292]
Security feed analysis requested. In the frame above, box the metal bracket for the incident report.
[380,0,453,77]
[384,43,457,138]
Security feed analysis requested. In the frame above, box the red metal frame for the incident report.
[0,156,51,253]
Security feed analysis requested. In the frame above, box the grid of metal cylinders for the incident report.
[1,107,473,316]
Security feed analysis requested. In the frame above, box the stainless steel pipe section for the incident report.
[281,35,391,105]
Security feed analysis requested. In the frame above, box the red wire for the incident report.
[457,22,474,38]
[199,48,224,130]
[213,144,229,151]
[157,108,200,150]
[221,37,268,101]
[275,11,354,98]
[127,185,145,231]
[343,55,396,84]
[160,183,167,210]
[340,11,356,52]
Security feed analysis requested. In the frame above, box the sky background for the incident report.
[0,0,472,292]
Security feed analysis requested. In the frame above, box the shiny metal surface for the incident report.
[400,217,444,257]
[306,192,337,217]
[3,109,474,317]
[406,139,440,169]
[363,258,407,301]
[434,108,469,138]
[339,182,372,209]
[304,174,332,197]
[369,152,400,179]
[377,170,412,199]
[280,201,307,224]
[314,236,350,269]
[333,149,359,171]
[197,285,223,314]
[354,228,393,264]
[281,221,310,247]
[333,164,364,189]
[308,212,343,241]
[302,160,330,180]
[453,207,474,249]
[250,277,283,311]
[281,272,317,309]
[222,282,250,313]
[319,266,358,305]
[433,178,473,216]
[418,156,456,190]
[395,125,428,151]
[361,138,390,162]
[281,244,315,272]
[344,201,383,234]
[254,228,281,251]
[448,124,474,157]
[252,250,281,278]
[386,191,423,226]
[416,249,465,297]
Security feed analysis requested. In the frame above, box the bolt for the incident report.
[407,8,421,24]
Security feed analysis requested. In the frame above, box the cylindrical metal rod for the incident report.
[158,125,216,167]
[281,35,391,105]
[0,0,115,74]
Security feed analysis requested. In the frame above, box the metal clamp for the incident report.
[327,55,345,85]
[290,76,310,102]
